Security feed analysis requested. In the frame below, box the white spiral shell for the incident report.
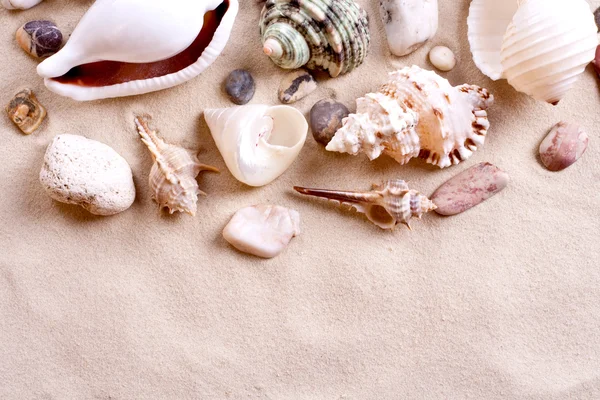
[468,0,598,104]
[204,105,308,187]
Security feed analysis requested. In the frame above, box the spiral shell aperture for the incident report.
[260,0,371,77]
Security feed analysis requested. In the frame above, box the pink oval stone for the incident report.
[431,162,509,216]
[539,122,589,172]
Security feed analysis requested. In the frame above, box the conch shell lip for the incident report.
[38,0,239,101]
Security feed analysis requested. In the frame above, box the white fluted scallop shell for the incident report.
[204,105,308,187]
[326,66,494,169]
[37,0,238,101]
[468,0,597,104]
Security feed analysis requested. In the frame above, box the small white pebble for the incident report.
[429,46,456,72]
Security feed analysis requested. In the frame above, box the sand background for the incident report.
[1,0,599,398]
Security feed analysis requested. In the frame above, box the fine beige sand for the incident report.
[1,0,600,398]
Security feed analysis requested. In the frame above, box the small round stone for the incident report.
[429,46,456,72]
[16,20,63,59]
[309,99,349,146]
[224,69,256,105]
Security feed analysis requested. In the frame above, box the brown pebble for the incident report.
[6,88,47,135]
[431,162,509,216]
[309,99,349,146]
[539,121,588,172]
[16,20,63,59]
[595,6,600,32]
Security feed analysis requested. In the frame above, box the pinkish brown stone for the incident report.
[431,162,509,216]
[539,122,589,172]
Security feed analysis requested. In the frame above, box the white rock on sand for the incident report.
[40,134,136,216]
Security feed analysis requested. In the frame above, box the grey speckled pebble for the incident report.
[224,69,255,105]
[278,70,317,104]
[310,99,349,146]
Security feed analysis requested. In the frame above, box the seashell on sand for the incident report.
[2,0,43,9]
[39,135,136,216]
[260,0,370,77]
[468,0,598,104]
[326,66,494,169]
[379,0,438,57]
[37,0,239,101]
[539,122,589,172]
[223,205,301,259]
[135,116,218,216]
[294,180,436,230]
[204,105,308,187]
[6,88,47,135]
[431,162,509,216]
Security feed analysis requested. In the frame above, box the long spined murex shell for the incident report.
[326,66,494,169]
[260,0,370,77]
[294,179,436,230]
[135,115,218,216]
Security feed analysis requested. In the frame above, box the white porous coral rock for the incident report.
[40,135,136,216]
[326,66,494,169]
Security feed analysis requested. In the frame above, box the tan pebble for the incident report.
[431,162,509,216]
[278,70,317,104]
[539,121,588,172]
[223,205,301,259]
[429,46,456,72]
[6,88,47,135]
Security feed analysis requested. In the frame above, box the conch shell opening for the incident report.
[37,0,238,101]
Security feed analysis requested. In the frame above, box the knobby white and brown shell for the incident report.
[135,116,218,216]
[326,65,494,169]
